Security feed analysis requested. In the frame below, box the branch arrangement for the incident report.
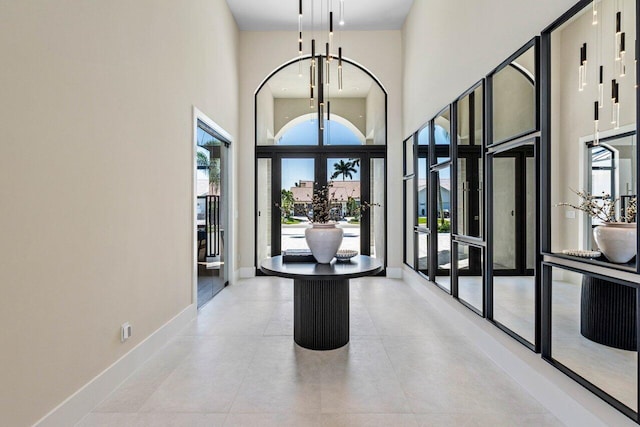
[556,189,636,223]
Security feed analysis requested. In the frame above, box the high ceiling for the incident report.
[226,0,414,31]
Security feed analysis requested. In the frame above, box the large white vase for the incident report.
[305,222,343,264]
[593,222,637,264]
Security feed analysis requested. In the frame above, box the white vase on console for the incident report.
[305,222,343,264]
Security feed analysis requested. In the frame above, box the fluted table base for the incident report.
[294,278,350,350]
[580,276,636,351]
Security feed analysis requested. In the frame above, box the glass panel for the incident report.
[257,158,272,263]
[417,151,429,229]
[417,231,429,275]
[492,144,536,343]
[257,58,384,146]
[371,158,385,262]
[550,0,637,262]
[492,45,536,143]
[405,178,415,268]
[456,85,483,237]
[435,107,451,164]
[435,166,451,291]
[323,119,364,145]
[281,158,315,252]
[456,243,484,314]
[551,267,637,411]
[327,157,361,252]
[404,137,414,176]
[196,125,228,308]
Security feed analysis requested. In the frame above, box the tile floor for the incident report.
[77,277,563,427]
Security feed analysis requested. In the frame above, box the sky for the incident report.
[279,119,362,190]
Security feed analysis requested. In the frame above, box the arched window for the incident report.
[255,56,387,271]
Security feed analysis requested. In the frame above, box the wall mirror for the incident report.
[491,43,536,145]
[435,165,452,291]
[549,0,637,269]
[491,142,536,344]
[434,107,451,164]
[548,265,638,414]
[456,83,484,238]
[455,242,484,314]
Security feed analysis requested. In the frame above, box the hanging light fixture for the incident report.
[578,43,587,90]
[598,65,604,107]
[593,101,600,145]
[297,0,345,125]
[611,78,620,128]
[338,47,343,91]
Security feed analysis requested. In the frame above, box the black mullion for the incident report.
[533,142,541,352]
[486,150,494,320]
[515,153,525,275]
[429,121,437,282]
[361,153,371,256]
[636,0,640,274]
[451,101,459,297]
[272,155,283,257]
[413,133,419,270]
[540,263,552,359]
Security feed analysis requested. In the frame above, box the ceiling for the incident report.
[226,0,414,31]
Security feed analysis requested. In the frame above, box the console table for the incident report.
[260,255,383,350]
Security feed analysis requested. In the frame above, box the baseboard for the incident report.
[385,267,402,279]
[238,267,255,279]
[401,266,634,427]
[34,304,197,427]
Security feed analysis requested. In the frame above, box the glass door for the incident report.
[277,157,315,255]
[196,121,229,309]
[327,157,361,253]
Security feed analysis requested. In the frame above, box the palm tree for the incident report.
[331,160,357,181]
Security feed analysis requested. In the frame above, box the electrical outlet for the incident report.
[121,322,132,342]
[565,211,576,219]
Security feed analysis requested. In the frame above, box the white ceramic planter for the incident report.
[305,222,344,264]
[593,222,637,264]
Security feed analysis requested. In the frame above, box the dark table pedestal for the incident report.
[294,279,349,350]
[581,276,636,351]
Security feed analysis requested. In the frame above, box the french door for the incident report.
[257,149,384,269]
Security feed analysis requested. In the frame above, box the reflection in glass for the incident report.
[404,178,415,268]
[435,107,451,164]
[417,152,428,228]
[551,267,637,411]
[404,137,414,176]
[457,85,483,237]
[417,231,428,275]
[435,166,452,291]
[257,159,273,263]
[280,158,315,253]
[549,0,637,258]
[196,124,229,308]
[492,46,536,143]
[456,243,483,314]
[371,158,385,263]
[492,144,536,343]
[257,58,386,146]
[327,157,361,251]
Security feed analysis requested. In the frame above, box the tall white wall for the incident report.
[238,31,403,270]
[0,1,239,425]
[402,0,578,137]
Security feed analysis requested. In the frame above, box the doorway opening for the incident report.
[195,117,230,309]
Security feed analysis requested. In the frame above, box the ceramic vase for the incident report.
[593,222,637,264]
[305,222,344,263]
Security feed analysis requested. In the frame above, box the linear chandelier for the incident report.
[585,0,629,146]
[298,0,345,130]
